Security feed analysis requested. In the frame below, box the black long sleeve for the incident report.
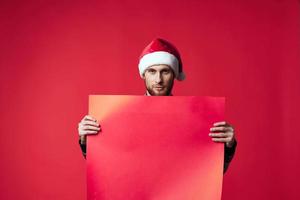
[223,139,237,173]
[79,139,86,159]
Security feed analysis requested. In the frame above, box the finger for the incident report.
[210,132,234,140]
[211,137,232,143]
[210,126,229,132]
[209,132,228,138]
[79,130,99,136]
[86,130,99,134]
[82,125,101,131]
[84,115,97,122]
[213,121,227,127]
[81,121,100,127]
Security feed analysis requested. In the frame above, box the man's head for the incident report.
[143,64,174,96]
[138,38,185,96]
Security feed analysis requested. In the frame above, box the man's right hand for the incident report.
[78,115,101,143]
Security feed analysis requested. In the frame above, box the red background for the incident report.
[0,0,299,199]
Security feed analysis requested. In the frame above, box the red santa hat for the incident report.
[138,38,186,81]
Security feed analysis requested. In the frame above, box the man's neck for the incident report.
[145,91,151,96]
[145,91,173,96]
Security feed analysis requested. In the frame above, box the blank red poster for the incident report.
[87,95,225,200]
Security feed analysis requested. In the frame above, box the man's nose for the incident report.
[154,72,162,83]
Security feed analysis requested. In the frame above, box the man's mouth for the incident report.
[154,86,164,90]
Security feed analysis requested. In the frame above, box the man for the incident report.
[78,38,237,173]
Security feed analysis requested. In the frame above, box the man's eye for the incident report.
[162,70,171,74]
[148,69,155,73]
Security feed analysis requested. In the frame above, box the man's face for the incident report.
[143,64,175,96]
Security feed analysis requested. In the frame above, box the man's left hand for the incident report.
[209,121,236,148]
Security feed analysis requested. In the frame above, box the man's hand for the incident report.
[78,115,101,143]
[209,121,236,148]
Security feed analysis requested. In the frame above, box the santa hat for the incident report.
[138,38,186,81]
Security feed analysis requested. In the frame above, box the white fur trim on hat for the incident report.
[138,51,179,78]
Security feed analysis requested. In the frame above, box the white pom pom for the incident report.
[177,72,186,81]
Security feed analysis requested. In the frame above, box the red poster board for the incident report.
[87,95,224,200]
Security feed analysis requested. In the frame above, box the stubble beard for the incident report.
[145,81,174,96]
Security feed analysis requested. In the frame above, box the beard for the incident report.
[145,81,174,96]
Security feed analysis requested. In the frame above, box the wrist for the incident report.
[79,135,87,144]
[226,138,236,148]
